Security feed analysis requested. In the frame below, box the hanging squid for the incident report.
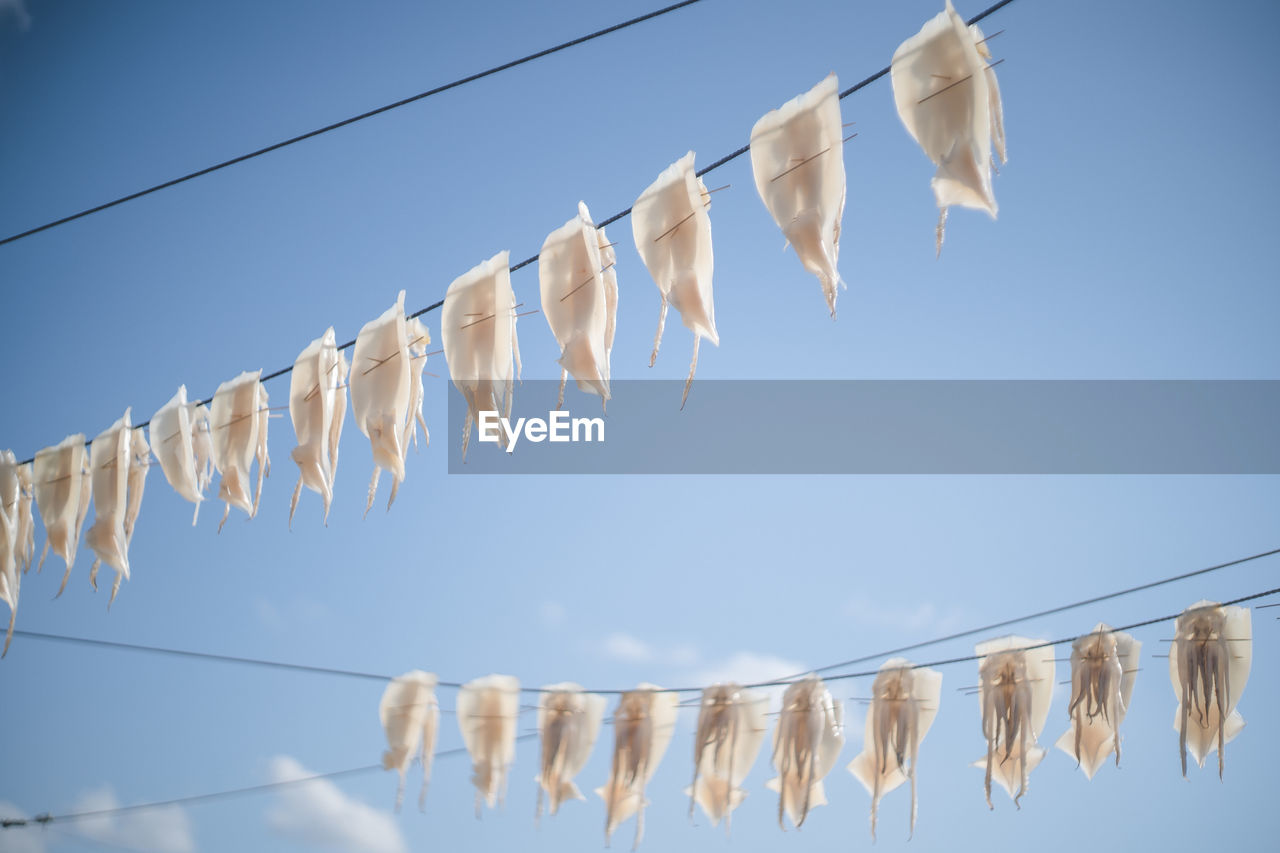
[0,450,22,655]
[208,370,269,532]
[596,683,679,849]
[631,152,717,408]
[891,0,1007,255]
[124,426,150,548]
[379,670,440,811]
[288,328,349,526]
[598,225,620,403]
[457,673,521,814]
[847,658,942,840]
[972,636,1054,808]
[535,682,606,820]
[1054,623,1140,779]
[686,683,768,832]
[1169,600,1252,778]
[539,202,615,410]
[14,462,34,576]
[749,73,847,316]
[85,410,136,607]
[351,292,415,513]
[767,675,845,830]
[33,433,91,597]
[441,252,522,460]
[150,386,210,525]
[404,315,431,452]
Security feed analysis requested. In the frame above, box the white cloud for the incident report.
[0,0,31,31]
[687,651,807,690]
[0,801,47,853]
[265,756,405,853]
[67,787,195,853]
[842,596,967,636]
[538,600,566,629]
[601,632,653,663]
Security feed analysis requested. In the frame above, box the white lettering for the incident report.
[572,416,605,442]
[503,416,525,453]
[525,418,548,443]
[549,410,570,442]
[478,410,501,443]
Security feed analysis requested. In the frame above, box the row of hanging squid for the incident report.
[375,603,1253,848]
[0,1,1007,648]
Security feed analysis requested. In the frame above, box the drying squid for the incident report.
[596,683,679,849]
[288,328,349,526]
[891,0,1007,254]
[749,73,847,316]
[85,410,133,606]
[208,370,268,531]
[351,292,415,513]
[972,636,1054,808]
[0,450,22,655]
[535,682,606,820]
[686,683,768,832]
[1054,624,1140,779]
[457,674,521,814]
[123,427,149,547]
[847,658,942,840]
[1169,600,1251,778]
[631,152,717,408]
[150,386,209,524]
[33,433,91,596]
[379,670,440,811]
[14,462,33,575]
[404,316,430,452]
[441,252,521,459]
[767,675,845,830]
[598,225,620,400]
[539,202,614,409]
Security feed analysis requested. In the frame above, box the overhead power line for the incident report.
[0,737,535,830]
[5,586,1274,833]
[11,0,1024,465]
[13,545,1276,694]
[0,0,709,248]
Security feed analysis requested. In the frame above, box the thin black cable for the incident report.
[11,0,1024,465]
[0,737,535,829]
[0,0,708,248]
[13,545,1275,694]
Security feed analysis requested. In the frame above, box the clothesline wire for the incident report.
[0,736,537,830]
[0,0,709,248]
[12,545,1275,695]
[10,0,1024,466]
[4,586,1273,833]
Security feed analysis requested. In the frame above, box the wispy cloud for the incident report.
[601,632,654,663]
[67,787,195,853]
[0,802,46,853]
[842,596,967,637]
[265,756,405,853]
[0,0,31,31]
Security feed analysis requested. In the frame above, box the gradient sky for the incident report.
[2,1,1278,852]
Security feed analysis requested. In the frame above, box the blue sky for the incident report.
[1,1,1278,851]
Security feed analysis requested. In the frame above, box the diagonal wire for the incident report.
[11,0,1024,465]
[11,545,1276,694]
[0,0,709,248]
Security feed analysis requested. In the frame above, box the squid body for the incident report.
[457,673,520,814]
[767,675,845,830]
[288,327,349,525]
[972,636,1054,808]
[379,670,440,811]
[350,292,416,514]
[596,684,679,849]
[891,0,1007,254]
[0,450,29,655]
[539,202,615,409]
[749,73,847,316]
[535,682,606,819]
[847,658,942,840]
[1169,600,1251,778]
[441,252,521,459]
[86,410,145,606]
[631,151,716,408]
[32,433,91,596]
[208,370,269,531]
[149,386,210,525]
[1054,623,1140,779]
[686,683,768,832]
